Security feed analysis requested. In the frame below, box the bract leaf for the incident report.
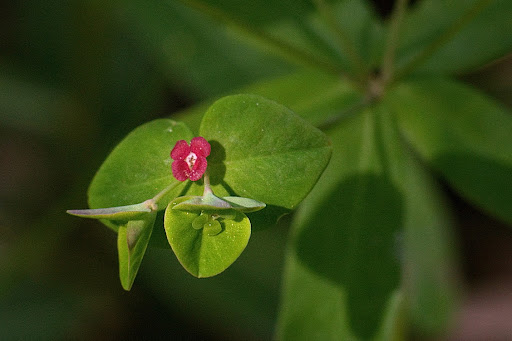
[117,212,157,291]
[221,196,266,212]
[66,201,153,221]
[87,119,194,230]
[386,78,512,225]
[172,192,233,211]
[164,196,251,277]
[172,192,266,212]
[199,94,332,222]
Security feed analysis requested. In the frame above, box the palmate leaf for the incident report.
[278,105,457,339]
[385,78,512,225]
[396,0,512,75]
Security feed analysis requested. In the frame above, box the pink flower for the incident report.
[171,137,211,181]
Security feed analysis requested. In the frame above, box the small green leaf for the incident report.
[199,94,332,217]
[117,212,157,291]
[66,200,154,221]
[204,220,222,236]
[164,196,251,277]
[192,212,210,230]
[88,119,194,230]
[172,192,266,212]
[221,197,266,212]
[172,192,233,211]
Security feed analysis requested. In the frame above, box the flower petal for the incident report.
[189,156,207,181]
[171,140,191,160]
[190,136,211,157]
[172,160,190,181]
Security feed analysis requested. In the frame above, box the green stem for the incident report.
[312,0,367,78]
[203,171,213,196]
[381,0,409,86]
[175,0,346,76]
[317,96,372,130]
[395,0,493,80]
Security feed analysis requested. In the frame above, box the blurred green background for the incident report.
[1,0,512,339]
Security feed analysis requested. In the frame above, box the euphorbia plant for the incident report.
[65,0,512,338]
[68,94,332,290]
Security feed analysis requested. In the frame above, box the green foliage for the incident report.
[396,0,512,75]
[73,93,331,286]
[7,0,509,338]
[88,119,194,215]
[200,94,332,210]
[118,212,157,290]
[165,197,251,277]
[385,78,512,224]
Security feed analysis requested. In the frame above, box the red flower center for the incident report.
[185,152,198,168]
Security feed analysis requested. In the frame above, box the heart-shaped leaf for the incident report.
[88,119,194,227]
[117,212,157,291]
[199,94,332,220]
[164,196,251,277]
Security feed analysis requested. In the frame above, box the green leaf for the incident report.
[276,248,355,341]
[396,0,512,75]
[164,196,251,277]
[221,197,266,212]
[172,192,266,212]
[311,0,385,70]
[199,94,332,214]
[386,78,512,225]
[178,0,317,27]
[122,0,293,99]
[87,119,195,227]
[174,70,363,133]
[278,105,457,338]
[376,102,459,334]
[117,212,157,291]
[66,200,154,221]
[295,110,402,339]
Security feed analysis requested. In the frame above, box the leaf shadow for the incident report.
[295,173,403,339]
[207,140,226,186]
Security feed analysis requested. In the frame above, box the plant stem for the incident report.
[203,171,213,196]
[381,0,409,86]
[176,0,347,76]
[312,0,367,78]
[317,96,372,130]
[395,0,493,81]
